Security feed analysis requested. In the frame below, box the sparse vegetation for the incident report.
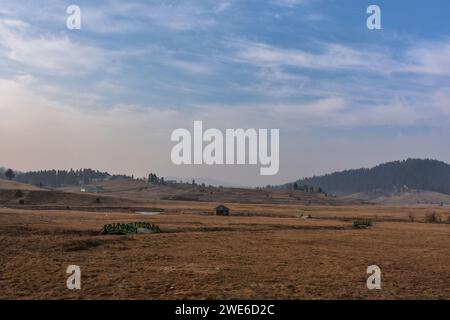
[5,169,15,181]
[101,222,161,235]
[148,173,165,184]
[423,212,447,223]
[2,171,450,300]
[425,212,438,223]
[1,198,450,299]
[14,190,24,198]
[353,220,373,229]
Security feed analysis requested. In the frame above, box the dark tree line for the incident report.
[15,169,111,187]
[2,166,171,188]
[148,173,165,185]
[285,182,322,193]
[4,169,15,181]
[290,159,450,195]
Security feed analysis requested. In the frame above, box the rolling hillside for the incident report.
[290,159,450,196]
[60,178,360,205]
[343,187,450,205]
[0,179,46,191]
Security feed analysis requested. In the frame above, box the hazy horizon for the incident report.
[3,157,449,188]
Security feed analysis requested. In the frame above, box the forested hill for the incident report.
[14,169,111,187]
[1,168,154,188]
[290,159,450,195]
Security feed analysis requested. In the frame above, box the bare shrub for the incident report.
[14,190,24,198]
[408,212,415,222]
[425,212,438,223]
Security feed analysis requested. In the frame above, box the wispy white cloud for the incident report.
[92,80,127,93]
[164,58,212,74]
[230,40,396,74]
[192,95,444,129]
[230,38,450,77]
[79,1,218,33]
[403,40,450,75]
[0,18,109,75]
[215,1,232,13]
[271,0,311,8]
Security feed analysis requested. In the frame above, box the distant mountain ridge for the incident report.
[290,159,450,195]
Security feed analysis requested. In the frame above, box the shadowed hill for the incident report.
[0,188,140,208]
[289,159,450,195]
[60,178,362,205]
[0,179,46,191]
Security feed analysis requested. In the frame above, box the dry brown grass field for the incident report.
[1,184,450,299]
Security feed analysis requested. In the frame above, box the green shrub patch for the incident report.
[101,222,161,235]
[353,220,373,229]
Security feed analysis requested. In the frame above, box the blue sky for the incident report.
[1,0,450,185]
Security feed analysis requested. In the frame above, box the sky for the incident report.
[1,0,450,186]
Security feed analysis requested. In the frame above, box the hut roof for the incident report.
[215,204,229,210]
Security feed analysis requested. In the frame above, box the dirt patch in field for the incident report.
[64,239,105,252]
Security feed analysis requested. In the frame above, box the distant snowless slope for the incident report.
[345,189,450,205]
[0,178,45,191]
